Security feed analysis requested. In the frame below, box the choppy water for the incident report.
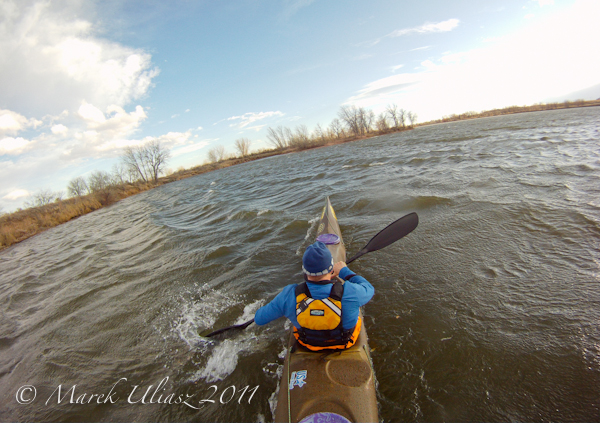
[1,107,599,422]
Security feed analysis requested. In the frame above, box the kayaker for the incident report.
[254,241,374,351]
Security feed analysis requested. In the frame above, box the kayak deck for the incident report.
[273,198,378,423]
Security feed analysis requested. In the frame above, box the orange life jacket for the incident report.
[293,281,361,351]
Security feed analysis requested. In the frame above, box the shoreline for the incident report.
[2,100,599,251]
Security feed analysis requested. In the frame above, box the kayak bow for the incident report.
[274,197,378,423]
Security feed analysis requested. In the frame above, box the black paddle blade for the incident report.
[203,318,255,338]
[347,212,418,264]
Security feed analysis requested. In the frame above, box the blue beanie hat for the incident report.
[302,241,334,276]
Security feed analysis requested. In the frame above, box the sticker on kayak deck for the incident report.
[289,370,307,390]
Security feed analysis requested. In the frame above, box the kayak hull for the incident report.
[274,198,378,423]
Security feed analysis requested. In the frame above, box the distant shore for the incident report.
[2,99,599,251]
[418,99,600,126]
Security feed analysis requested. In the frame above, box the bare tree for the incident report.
[329,118,344,139]
[399,109,407,127]
[284,127,294,146]
[36,189,56,206]
[121,140,170,183]
[207,145,227,163]
[407,111,417,127]
[266,126,288,149]
[362,109,375,134]
[291,125,310,148]
[88,170,112,193]
[339,105,374,136]
[67,176,89,197]
[386,104,400,128]
[122,146,149,182]
[234,138,251,157]
[313,123,327,144]
[338,105,361,136]
[146,140,171,182]
[376,113,390,132]
[24,188,60,207]
[111,163,130,185]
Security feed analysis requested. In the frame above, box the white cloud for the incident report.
[0,111,27,135]
[78,102,106,124]
[146,131,194,148]
[87,104,146,132]
[227,111,285,129]
[0,137,33,155]
[388,19,460,38]
[420,60,437,70]
[244,125,267,132]
[346,73,421,106]
[2,189,30,200]
[0,109,41,137]
[96,130,194,155]
[0,0,159,116]
[171,140,211,157]
[0,2,166,211]
[363,19,459,47]
[535,0,554,6]
[345,0,600,122]
[51,124,68,135]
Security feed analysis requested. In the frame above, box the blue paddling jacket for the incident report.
[254,266,374,333]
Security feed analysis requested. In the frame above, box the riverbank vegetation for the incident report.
[425,99,600,125]
[1,100,598,250]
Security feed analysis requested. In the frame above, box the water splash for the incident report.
[172,285,241,349]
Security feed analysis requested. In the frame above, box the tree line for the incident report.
[205,104,417,162]
[264,104,416,151]
[432,99,600,124]
[24,140,171,209]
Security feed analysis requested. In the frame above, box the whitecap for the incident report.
[193,338,241,382]
[235,299,265,324]
[296,216,320,255]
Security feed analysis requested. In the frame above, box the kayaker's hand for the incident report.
[332,261,347,277]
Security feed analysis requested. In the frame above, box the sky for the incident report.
[1,0,600,212]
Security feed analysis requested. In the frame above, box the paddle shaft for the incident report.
[204,318,255,337]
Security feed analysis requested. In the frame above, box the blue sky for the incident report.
[1,0,599,211]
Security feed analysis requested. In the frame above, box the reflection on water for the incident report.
[1,107,599,422]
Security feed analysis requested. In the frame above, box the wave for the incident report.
[407,195,453,209]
